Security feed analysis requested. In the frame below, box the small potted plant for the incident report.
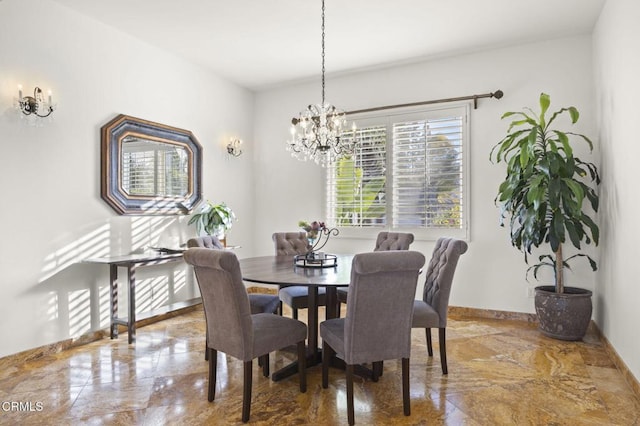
[298,220,326,244]
[188,201,236,243]
[491,93,600,340]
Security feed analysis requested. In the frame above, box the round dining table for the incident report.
[239,254,353,381]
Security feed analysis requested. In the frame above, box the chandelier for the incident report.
[286,0,356,167]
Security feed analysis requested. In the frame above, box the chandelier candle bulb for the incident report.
[18,85,23,100]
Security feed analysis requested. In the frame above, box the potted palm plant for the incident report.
[491,93,600,340]
[188,200,236,244]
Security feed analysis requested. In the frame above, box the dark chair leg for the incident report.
[278,301,283,316]
[426,328,433,357]
[292,308,298,320]
[208,348,217,402]
[321,341,333,389]
[261,354,270,377]
[297,340,307,392]
[402,357,410,416]
[372,361,383,382]
[346,364,355,426]
[439,328,448,374]
[205,335,209,361]
[242,360,252,423]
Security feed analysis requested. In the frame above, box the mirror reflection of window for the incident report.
[121,136,189,197]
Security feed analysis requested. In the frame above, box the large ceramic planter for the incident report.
[534,285,593,341]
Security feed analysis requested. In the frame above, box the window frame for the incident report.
[323,102,471,241]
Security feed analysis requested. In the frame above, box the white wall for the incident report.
[593,0,640,382]
[254,36,597,314]
[0,0,255,357]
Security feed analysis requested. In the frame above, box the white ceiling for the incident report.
[51,0,605,91]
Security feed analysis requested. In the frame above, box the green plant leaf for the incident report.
[581,214,600,245]
[539,93,550,127]
[565,253,598,271]
[566,132,594,151]
[548,107,575,127]
[564,219,581,249]
[568,106,579,123]
[564,178,585,209]
[552,131,572,157]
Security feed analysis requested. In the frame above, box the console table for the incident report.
[84,251,195,343]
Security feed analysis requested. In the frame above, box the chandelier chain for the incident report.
[321,0,326,106]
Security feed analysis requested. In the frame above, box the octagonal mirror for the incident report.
[101,114,202,215]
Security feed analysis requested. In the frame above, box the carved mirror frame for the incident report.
[101,114,202,215]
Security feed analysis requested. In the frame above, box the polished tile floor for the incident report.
[1,306,639,425]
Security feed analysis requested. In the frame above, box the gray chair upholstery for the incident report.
[412,237,468,374]
[320,251,425,425]
[273,232,327,319]
[188,236,280,315]
[373,231,415,251]
[187,235,224,250]
[187,236,280,362]
[336,231,415,307]
[272,231,310,255]
[184,248,307,423]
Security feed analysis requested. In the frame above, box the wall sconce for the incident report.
[227,138,243,157]
[18,85,55,118]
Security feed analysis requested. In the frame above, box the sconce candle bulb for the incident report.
[227,138,243,157]
[18,85,55,118]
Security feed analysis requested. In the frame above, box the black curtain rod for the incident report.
[290,90,503,124]
[345,89,503,116]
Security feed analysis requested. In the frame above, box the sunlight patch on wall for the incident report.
[150,276,169,310]
[99,285,110,329]
[131,216,178,251]
[173,269,187,295]
[68,289,90,337]
[39,224,110,283]
[47,291,58,321]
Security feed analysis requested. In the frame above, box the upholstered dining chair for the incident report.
[320,250,425,425]
[187,236,281,361]
[188,236,280,315]
[412,237,468,374]
[336,231,415,310]
[184,248,307,423]
[272,232,327,319]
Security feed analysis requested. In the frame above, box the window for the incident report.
[325,104,469,239]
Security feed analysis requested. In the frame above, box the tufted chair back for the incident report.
[187,235,224,250]
[343,251,425,364]
[272,232,311,255]
[374,232,415,251]
[184,248,254,361]
[422,237,468,327]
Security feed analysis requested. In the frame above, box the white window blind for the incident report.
[325,104,469,239]
[326,125,387,227]
[122,139,189,197]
